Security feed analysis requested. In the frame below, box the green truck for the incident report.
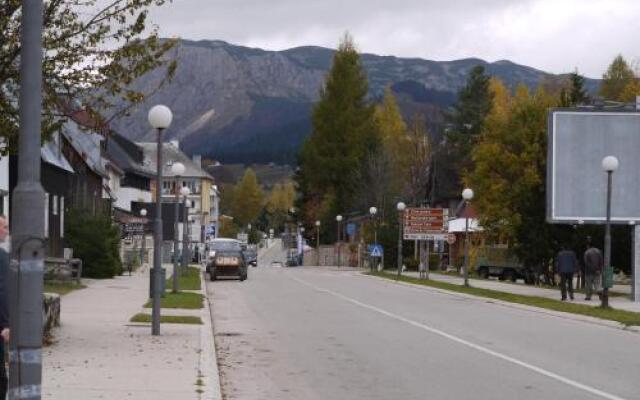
[474,246,535,284]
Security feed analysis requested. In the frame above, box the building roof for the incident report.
[106,133,156,178]
[137,141,213,180]
[41,140,74,173]
[62,121,109,178]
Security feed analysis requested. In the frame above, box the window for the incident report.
[53,195,58,215]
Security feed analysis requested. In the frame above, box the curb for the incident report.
[199,267,223,400]
[363,273,640,334]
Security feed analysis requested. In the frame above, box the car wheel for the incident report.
[504,269,516,282]
[478,267,489,279]
[239,275,247,281]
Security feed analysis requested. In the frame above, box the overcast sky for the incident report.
[147,0,639,78]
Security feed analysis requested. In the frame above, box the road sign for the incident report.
[447,233,456,244]
[346,223,357,237]
[368,244,383,257]
[123,222,144,234]
[404,208,448,240]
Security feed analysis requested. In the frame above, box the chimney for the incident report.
[192,155,202,169]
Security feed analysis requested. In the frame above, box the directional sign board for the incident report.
[403,208,449,240]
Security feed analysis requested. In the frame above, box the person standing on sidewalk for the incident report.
[583,238,603,301]
[0,216,10,399]
[555,245,578,301]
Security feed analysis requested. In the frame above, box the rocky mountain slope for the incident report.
[110,39,599,164]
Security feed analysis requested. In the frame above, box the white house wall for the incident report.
[115,187,152,212]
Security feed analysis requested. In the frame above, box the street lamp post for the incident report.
[181,186,191,273]
[10,0,46,395]
[601,156,619,308]
[462,188,474,287]
[369,207,377,272]
[148,104,173,336]
[336,215,343,267]
[299,226,305,265]
[397,202,406,278]
[171,162,185,293]
[315,220,321,266]
[140,208,147,265]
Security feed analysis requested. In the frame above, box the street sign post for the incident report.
[402,208,449,280]
[403,208,449,240]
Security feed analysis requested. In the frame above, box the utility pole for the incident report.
[10,1,46,398]
[148,104,173,336]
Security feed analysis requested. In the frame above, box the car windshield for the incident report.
[210,241,242,252]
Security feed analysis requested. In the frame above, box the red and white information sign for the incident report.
[403,208,449,240]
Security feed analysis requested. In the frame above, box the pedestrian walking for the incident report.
[583,238,603,301]
[555,245,578,301]
[0,216,10,399]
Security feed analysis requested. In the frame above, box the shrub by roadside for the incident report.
[65,209,122,278]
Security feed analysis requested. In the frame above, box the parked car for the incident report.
[243,248,258,267]
[206,238,248,281]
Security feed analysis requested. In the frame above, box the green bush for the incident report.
[65,209,122,278]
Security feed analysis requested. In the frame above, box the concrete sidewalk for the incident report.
[400,270,640,313]
[43,264,221,400]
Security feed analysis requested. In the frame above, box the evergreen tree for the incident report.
[600,55,635,101]
[560,70,589,106]
[439,65,493,200]
[447,65,494,158]
[297,34,377,234]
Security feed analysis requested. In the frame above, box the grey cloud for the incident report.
[148,0,640,78]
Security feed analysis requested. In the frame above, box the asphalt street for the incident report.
[207,256,640,399]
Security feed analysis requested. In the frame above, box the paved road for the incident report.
[207,266,640,400]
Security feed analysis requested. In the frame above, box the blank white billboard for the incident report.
[547,110,640,224]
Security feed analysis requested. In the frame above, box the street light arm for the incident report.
[453,199,466,218]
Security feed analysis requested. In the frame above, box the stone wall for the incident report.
[43,293,61,339]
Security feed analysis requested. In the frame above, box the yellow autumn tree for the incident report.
[373,87,412,196]
[467,81,564,267]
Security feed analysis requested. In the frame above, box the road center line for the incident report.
[291,276,627,400]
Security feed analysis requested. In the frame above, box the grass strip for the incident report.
[130,313,202,325]
[369,271,640,327]
[166,266,202,291]
[44,282,86,295]
[427,270,629,298]
[144,292,204,309]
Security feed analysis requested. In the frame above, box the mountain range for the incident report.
[110,39,600,164]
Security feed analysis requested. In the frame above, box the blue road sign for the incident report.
[368,244,383,257]
[346,223,357,237]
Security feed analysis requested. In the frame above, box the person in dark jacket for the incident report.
[555,245,578,301]
[583,238,603,301]
[0,215,10,399]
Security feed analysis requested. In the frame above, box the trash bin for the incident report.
[149,267,166,298]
